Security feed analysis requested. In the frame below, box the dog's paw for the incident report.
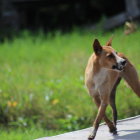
[109,127,117,135]
[112,130,117,135]
[88,134,95,140]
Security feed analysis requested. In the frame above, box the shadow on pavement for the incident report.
[112,129,140,140]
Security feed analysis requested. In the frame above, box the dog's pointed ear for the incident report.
[93,39,102,55]
[106,36,114,46]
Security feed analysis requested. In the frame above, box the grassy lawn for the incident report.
[0,28,140,138]
[0,127,64,140]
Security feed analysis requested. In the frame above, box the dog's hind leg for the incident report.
[110,77,122,127]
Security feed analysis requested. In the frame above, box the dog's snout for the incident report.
[121,60,126,66]
[113,59,126,71]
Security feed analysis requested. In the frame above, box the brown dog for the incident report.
[85,38,140,140]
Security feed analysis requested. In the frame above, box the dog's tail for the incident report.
[119,53,140,97]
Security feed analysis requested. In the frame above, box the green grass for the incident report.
[0,28,140,139]
[0,127,64,140]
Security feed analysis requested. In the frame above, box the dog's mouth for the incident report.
[112,61,127,71]
[112,65,124,71]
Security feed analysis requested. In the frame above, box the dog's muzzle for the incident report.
[112,60,126,71]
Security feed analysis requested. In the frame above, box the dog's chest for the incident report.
[93,68,108,91]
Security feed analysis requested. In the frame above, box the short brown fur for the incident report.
[85,38,140,140]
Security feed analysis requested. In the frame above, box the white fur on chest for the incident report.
[93,68,108,91]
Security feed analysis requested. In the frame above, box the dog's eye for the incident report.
[106,53,114,58]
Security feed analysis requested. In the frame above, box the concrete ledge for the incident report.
[36,115,140,140]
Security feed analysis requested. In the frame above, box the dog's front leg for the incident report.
[88,96,108,140]
[93,95,117,134]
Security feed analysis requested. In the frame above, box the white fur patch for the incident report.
[93,68,108,91]
[112,52,124,63]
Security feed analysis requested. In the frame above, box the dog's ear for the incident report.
[93,39,102,55]
[106,36,113,46]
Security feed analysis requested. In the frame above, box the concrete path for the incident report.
[36,115,140,140]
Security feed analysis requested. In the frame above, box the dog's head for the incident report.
[93,38,126,71]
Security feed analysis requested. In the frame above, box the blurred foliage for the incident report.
[0,0,125,35]
[0,127,64,140]
[0,28,139,132]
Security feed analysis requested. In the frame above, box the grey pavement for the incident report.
[35,115,140,140]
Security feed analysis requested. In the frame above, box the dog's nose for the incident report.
[121,60,126,66]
